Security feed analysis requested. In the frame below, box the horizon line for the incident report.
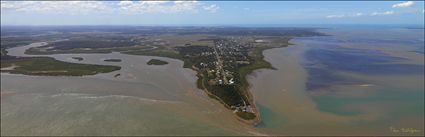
[1,23,423,27]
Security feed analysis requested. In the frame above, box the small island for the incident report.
[1,43,121,76]
[147,59,168,65]
[72,57,83,61]
[103,59,122,62]
[1,57,121,76]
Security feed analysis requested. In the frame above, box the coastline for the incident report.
[234,45,291,125]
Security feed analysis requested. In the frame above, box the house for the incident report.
[229,78,235,84]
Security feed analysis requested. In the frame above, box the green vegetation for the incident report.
[25,45,156,55]
[104,59,122,62]
[1,57,121,76]
[1,59,14,68]
[1,37,34,48]
[72,57,83,61]
[196,73,205,90]
[175,39,291,122]
[1,48,8,57]
[26,47,112,55]
[207,84,245,107]
[238,46,279,89]
[147,59,168,65]
[123,49,183,61]
[236,111,257,120]
[41,39,138,50]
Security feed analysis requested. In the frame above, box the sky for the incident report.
[1,1,424,26]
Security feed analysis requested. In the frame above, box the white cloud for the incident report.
[118,1,133,7]
[172,1,199,12]
[118,0,218,14]
[1,1,22,10]
[392,1,415,8]
[203,4,219,13]
[118,1,189,13]
[353,12,364,17]
[326,12,365,18]
[370,11,394,16]
[1,1,219,14]
[326,11,397,19]
[1,1,112,14]
[326,15,345,18]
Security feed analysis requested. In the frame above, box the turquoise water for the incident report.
[255,103,288,128]
[312,88,424,117]
[249,28,424,135]
[298,28,424,132]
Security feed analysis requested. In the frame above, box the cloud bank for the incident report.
[1,1,220,14]
[203,4,219,13]
[326,11,395,18]
[392,1,415,8]
[1,1,111,13]
[370,11,394,16]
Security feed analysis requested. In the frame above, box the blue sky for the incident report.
[1,1,424,25]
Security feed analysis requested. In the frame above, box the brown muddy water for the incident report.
[1,43,256,136]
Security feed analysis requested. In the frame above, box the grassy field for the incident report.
[147,59,168,65]
[1,57,121,76]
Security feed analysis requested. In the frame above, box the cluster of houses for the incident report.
[207,39,251,85]
[190,38,256,114]
[232,105,255,113]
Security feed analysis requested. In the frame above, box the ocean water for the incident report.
[249,28,424,135]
